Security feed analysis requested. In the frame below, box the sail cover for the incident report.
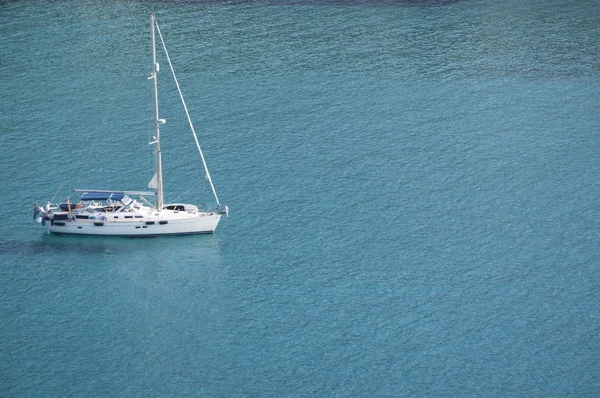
[80,192,126,201]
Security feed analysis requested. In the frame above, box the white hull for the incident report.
[47,211,221,237]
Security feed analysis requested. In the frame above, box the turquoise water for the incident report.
[1,0,599,395]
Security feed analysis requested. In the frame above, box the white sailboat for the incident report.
[33,14,228,237]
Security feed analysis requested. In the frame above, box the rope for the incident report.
[154,19,221,207]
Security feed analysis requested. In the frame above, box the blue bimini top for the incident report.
[80,192,126,201]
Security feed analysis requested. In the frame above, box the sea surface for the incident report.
[1,0,599,396]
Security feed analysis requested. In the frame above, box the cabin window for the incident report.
[165,205,185,211]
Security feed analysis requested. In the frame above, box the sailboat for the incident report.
[33,14,228,237]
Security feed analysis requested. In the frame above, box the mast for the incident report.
[150,13,164,209]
